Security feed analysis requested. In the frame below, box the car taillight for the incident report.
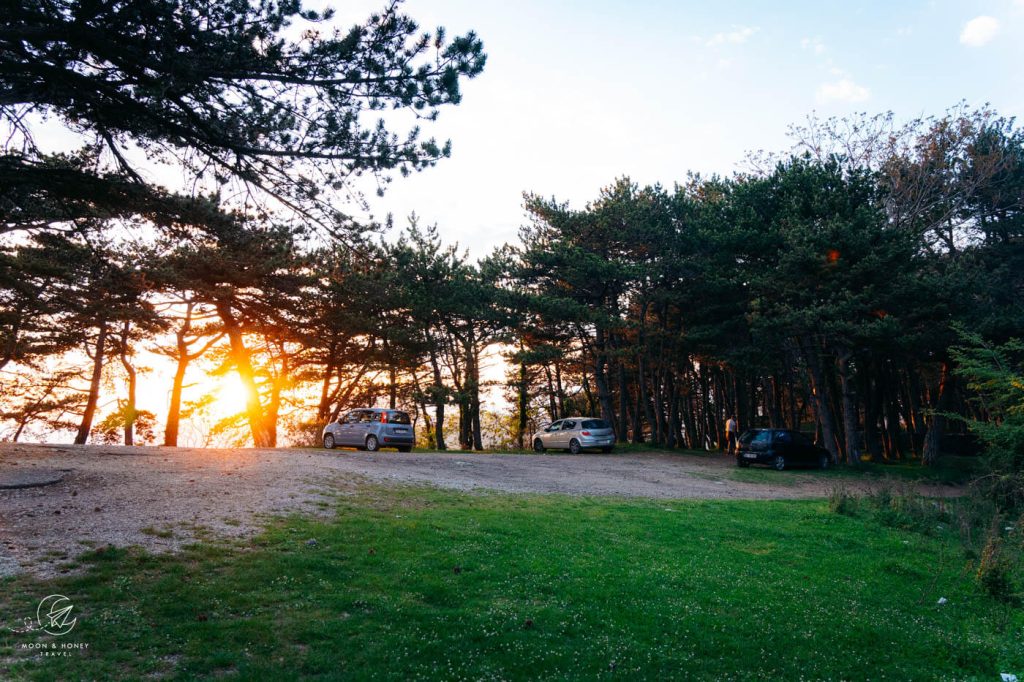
[581,431,591,436]
[380,413,388,423]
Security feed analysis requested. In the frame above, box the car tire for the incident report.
[819,453,830,470]
[533,439,546,453]
[569,439,581,455]
[323,433,335,450]
[736,458,750,468]
[601,446,613,453]
[398,446,411,453]
[772,454,786,471]
[365,435,380,452]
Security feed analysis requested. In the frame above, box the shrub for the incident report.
[828,485,858,515]
[976,520,1016,603]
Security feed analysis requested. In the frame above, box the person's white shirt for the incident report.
[726,418,737,433]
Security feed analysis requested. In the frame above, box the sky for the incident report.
[335,0,1024,258]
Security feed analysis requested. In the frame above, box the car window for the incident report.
[358,411,376,423]
[752,431,772,443]
[388,411,411,425]
[547,421,562,432]
[344,411,361,424]
[774,430,793,443]
[794,432,814,447]
[581,419,608,429]
[561,420,576,430]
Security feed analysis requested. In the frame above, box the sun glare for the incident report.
[213,374,249,416]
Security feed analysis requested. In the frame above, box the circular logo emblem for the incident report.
[36,594,77,636]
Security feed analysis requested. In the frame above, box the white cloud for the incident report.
[959,15,1000,46]
[800,37,826,55]
[705,26,759,47]
[816,78,871,103]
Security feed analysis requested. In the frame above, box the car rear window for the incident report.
[582,419,609,429]
[740,430,770,444]
[386,411,411,424]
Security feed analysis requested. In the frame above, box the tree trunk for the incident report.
[555,362,565,416]
[800,336,841,464]
[544,365,558,421]
[836,347,859,465]
[638,354,656,444]
[922,362,952,466]
[164,352,188,447]
[215,300,273,448]
[470,343,482,451]
[593,326,617,440]
[516,354,529,450]
[120,323,137,447]
[616,359,629,440]
[75,321,108,445]
[862,364,884,461]
[429,350,446,450]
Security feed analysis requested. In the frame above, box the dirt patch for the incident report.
[0,444,962,578]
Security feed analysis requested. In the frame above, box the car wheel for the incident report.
[398,446,411,453]
[772,454,786,471]
[819,453,830,470]
[365,435,380,452]
[736,458,750,468]
[601,446,613,453]
[323,433,335,450]
[533,439,546,453]
[569,439,581,455]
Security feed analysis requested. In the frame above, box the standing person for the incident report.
[724,415,738,455]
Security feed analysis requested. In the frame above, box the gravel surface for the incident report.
[0,443,962,578]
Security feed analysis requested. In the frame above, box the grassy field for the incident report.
[1,482,1020,681]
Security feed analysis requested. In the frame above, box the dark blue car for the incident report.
[736,429,831,471]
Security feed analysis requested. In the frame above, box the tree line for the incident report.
[3,104,1022,461]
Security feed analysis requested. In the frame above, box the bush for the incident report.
[828,485,858,515]
[976,518,1017,603]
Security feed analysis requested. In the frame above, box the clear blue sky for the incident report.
[338,0,1024,255]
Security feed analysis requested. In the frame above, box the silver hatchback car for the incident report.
[532,417,615,454]
[323,408,414,452]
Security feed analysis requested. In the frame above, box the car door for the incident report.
[350,410,375,447]
[773,430,795,461]
[557,420,578,448]
[541,420,563,448]
[337,410,361,445]
[793,431,818,464]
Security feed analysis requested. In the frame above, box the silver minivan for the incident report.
[322,408,414,452]
[532,417,615,454]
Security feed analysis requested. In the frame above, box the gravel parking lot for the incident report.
[0,443,961,578]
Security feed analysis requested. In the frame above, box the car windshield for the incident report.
[581,419,609,429]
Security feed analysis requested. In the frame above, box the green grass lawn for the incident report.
[2,483,1019,680]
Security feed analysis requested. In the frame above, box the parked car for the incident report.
[322,408,414,452]
[736,428,831,470]
[532,417,615,454]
